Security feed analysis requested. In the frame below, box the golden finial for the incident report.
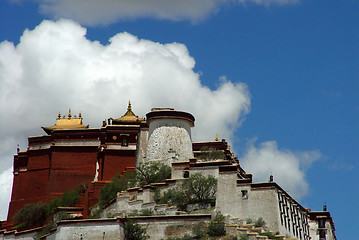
[57,112,61,120]
[79,112,82,118]
[127,101,132,111]
[68,109,72,119]
[231,152,234,159]
[227,145,231,151]
[215,133,219,141]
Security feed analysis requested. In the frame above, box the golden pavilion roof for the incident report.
[42,109,89,134]
[112,101,144,125]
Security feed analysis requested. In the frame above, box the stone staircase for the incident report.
[225,217,295,240]
[101,187,181,218]
[99,183,299,240]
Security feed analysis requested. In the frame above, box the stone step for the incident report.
[256,235,268,239]
[243,223,255,229]
[237,227,249,234]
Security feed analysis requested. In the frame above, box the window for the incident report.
[319,229,326,240]
[241,190,248,199]
[183,171,189,178]
[119,134,130,147]
[318,218,326,229]
[121,138,128,146]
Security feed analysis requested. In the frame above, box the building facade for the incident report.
[1,106,336,240]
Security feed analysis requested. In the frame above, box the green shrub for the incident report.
[61,189,80,207]
[46,187,81,216]
[246,218,253,224]
[136,161,171,187]
[75,183,89,194]
[157,189,186,210]
[99,171,136,207]
[192,223,206,239]
[254,217,266,227]
[259,232,281,239]
[14,184,85,229]
[139,209,154,216]
[123,220,148,240]
[239,234,249,240]
[208,213,225,236]
[46,198,62,216]
[156,173,217,211]
[181,173,217,205]
[34,221,56,239]
[13,203,48,228]
[89,204,103,219]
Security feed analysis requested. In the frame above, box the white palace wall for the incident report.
[146,118,193,163]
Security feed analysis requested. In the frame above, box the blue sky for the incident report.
[0,0,358,238]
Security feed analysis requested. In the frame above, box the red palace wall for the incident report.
[46,147,98,197]
[101,151,136,181]
[5,122,141,225]
[7,169,50,222]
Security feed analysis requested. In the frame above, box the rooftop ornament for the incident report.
[111,101,144,125]
[42,109,88,134]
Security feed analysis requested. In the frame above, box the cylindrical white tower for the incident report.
[146,108,195,163]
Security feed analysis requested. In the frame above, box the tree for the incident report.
[123,220,148,240]
[156,173,218,211]
[136,161,171,187]
[99,171,137,207]
[13,203,47,228]
[208,213,226,236]
[181,173,217,205]
[46,185,83,216]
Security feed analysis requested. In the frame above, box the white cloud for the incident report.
[0,19,250,219]
[0,168,13,220]
[10,0,299,26]
[241,140,321,200]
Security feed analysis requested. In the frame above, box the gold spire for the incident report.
[112,101,144,125]
[42,110,88,134]
[215,133,219,141]
[227,145,231,151]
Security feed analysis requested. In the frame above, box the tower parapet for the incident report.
[146,108,195,164]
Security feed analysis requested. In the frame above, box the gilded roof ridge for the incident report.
[112,101,144,125]
[42,109,89,134]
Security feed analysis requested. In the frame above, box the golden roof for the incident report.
[42,109,89,134]
[112,101,144,125]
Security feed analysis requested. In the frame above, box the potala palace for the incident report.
[0,104,336,240]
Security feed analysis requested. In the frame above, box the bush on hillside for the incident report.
[136,161,171,187]
[208,213,226,236]
[181,173,217,205]
[13,203,47,228]
[46,186,82,216]
[99,162,171,208]
[155,173,217,211]
[254,217,266,227]
[123,220,148,240]
[99,171,137,208]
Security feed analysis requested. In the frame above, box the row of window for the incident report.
[277,191,310,240]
